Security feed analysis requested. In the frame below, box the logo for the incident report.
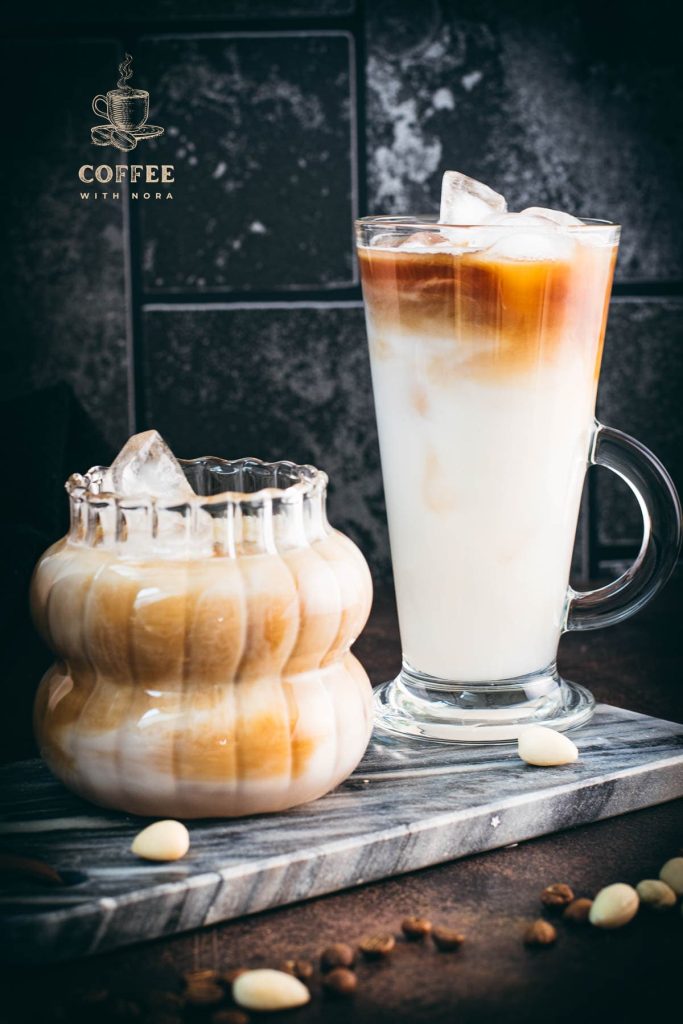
[80,53,174,200]
[91,53,164,152]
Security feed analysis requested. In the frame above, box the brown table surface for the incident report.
[2,575,682,1024]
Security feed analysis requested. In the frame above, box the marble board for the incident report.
[1,704,682,964]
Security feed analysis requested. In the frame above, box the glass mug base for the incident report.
[373,662,596,743]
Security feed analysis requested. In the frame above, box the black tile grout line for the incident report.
[141,289,363,306]
[351,0,367,222]
[597,542,643,558]
[121,164,136,436]
[587,453,602,579]
[121,33,148,435]
[143,300,364,311]
[611,283,683,297]
[137,285,682,307]
[576,483,591,583]
[3,15,359,39]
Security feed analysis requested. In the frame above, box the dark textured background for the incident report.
[1,1,682,758]
[3,0,683,577]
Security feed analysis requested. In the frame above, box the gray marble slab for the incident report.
[1,704,681,964]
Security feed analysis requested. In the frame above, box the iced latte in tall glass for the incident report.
[357,172,680,741]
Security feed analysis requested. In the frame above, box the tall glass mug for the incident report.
[356,216,681,742]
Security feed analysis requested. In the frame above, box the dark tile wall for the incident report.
[143,304,385,565]
[0,39,129,446]
[597,299,683,547]
[135,34,356,293]
[366,0,683,282]
[2,0,682,583]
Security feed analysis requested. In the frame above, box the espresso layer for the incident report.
[358,242,617,379]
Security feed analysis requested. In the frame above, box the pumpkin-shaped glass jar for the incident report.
[31,457,374,817]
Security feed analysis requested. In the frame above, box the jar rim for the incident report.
[66,456,328,508]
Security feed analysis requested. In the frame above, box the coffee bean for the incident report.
[183,968,220,987]
[359,934,396,959]
[320,942,355,971]
[524,919,557,946]
[432,927,465,952]
[323,968,357,997]
[279,959,314,980]
[184,982,225,1007]
[401,916,432,940]
[220,968,248,986]
[211,1011,250,1024]
[540,883,575,909]
[562,897,593,923]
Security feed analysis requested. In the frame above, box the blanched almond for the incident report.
[517,726,578,766]
[659,857,683,895]
[233,969,310,1012]
[589,883,639,928]
[131,820,190,862]
[636,879,677,910]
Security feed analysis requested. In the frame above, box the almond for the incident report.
[636,879,677,910]
[131,820,190,862]
[659,857,683,895]
[517,727,578,767]
[589,883,639,928]
[232,970,309,1012]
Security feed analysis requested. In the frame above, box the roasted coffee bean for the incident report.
[220,968,248,985]
[320,942,355,971]
[359,934,396,959]
[432,927,465,951]
[279,959,314,980]
[184,982,225,1007]
[524,919,557,946]
[401,916,432,940]
[183,968,220,986]
[323,968,357,997]
[562,898,593,924]
[540,883,575,909]
[211,1011,250,1024]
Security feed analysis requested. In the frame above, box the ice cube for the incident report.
[370,233,402,248]
[439,171,507,225]
[485,229,575,262]
[521,206,582,227]
[398,230,450,252]
[101,431,214,558]
[109,430,194,502]
[486,212,555,228]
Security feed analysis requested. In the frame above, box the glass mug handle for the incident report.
[92,95,109,119]
[566,422,682,631]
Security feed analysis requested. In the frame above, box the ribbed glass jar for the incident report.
[31,458,374,817]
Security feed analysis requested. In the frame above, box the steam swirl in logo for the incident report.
[117,54,134,92]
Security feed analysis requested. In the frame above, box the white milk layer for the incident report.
[368,328,598,681]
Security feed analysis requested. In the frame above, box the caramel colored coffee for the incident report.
[358,238,616,381]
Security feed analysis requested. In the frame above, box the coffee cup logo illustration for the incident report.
[91,54,164,152]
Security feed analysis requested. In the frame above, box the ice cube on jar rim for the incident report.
[107,429,195,502]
